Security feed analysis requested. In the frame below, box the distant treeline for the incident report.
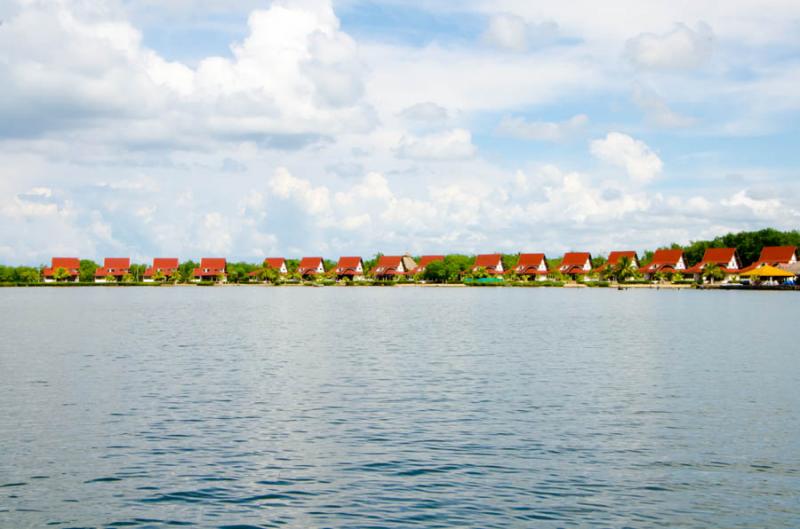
[1,228,799,284]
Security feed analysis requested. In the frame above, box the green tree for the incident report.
[152,269,166,282]
[702,262,725,283]
[129,264,147,282]
[501,254,518,272]
[422,260,448,283]
[16,267,40,283]
[176,261,198,283]
[53,267,70,282]
[611,256,636,283]
[79,260,98,282]
[122,273,135,283]
[105,273,118,283]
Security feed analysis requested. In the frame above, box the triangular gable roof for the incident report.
[595,251,639,272]
[473,254,503,271]
[559,252,592,274]
[373,255,405,275]
[686,248,740,274]
[263,258,286,270]
[515,253,548,275]
[757,246,797,264]
[335,256,364,275]
[298,257,324,274]
[412,255,444,273]
[641,249,685,273]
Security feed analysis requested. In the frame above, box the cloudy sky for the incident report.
[1,0,799,264]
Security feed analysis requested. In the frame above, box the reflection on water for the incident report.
[1,287,798,528]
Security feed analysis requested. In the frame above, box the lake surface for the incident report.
[1,287,798,528]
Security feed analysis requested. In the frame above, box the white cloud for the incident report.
[0,0,375,145]
[625,22,714,71]
[269,167,331,215]
[590,132,663,183]
[482,13,558,52]
[496,114,588,141]
[396,129,476,160]
[632,84,696,128]
[399,102,451,123]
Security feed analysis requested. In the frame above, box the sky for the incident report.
[1,0,799,265]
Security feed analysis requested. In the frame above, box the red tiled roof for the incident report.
[264,258,286,270]
[515,253,548,275]
[95,257,131,277]
[685,248,740,274]
[472,254,503,273]
[193,258,226,278]
[373,255,406,276]
[594,251,638,272]
[559,252,591,273]
[641,249,684,273]
[335,256,364,275]
[144,257,179,277]
[298,257,324,275]
[607,251,638,266]
[757,246,796,264]
[412,255,445,273]
[43,257,80,277]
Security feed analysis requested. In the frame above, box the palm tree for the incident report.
[152,269,166,282]
[105,273,118,283]
[702,262,725,284]
[612,256,635,283]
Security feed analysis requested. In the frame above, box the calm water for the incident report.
[1,287,798,528]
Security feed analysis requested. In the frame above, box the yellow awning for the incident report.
[740,265,795,277]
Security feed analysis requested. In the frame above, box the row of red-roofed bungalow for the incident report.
[41,246,799,283]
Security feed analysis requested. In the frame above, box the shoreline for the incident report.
[2,282,796,291]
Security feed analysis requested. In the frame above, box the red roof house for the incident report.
[298,257,325,277]
[335,256,365,279]
[514,253,549,279]
[372,255,410,279]
[472,254,504,275]
[144,258,179,281]
[686,248,741,279]
[640,249,686,278]
[595,251,639,273]
[411,255,445,274]
[248,258,288,279]
[559,252,592,278]
[193,258,227,282]
[95,258,131,282]
[43,257,80,282]
[741,246,798,272]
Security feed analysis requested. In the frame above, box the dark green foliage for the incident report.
[176,261,198,283]
[422,254,474,283]
[0,265,41,283]
[591,256,607,269]
[501,254,518,271]
[129,264,147,282]
[79,259,98,282]
[285,259,300,273]
[226,261,260,283]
